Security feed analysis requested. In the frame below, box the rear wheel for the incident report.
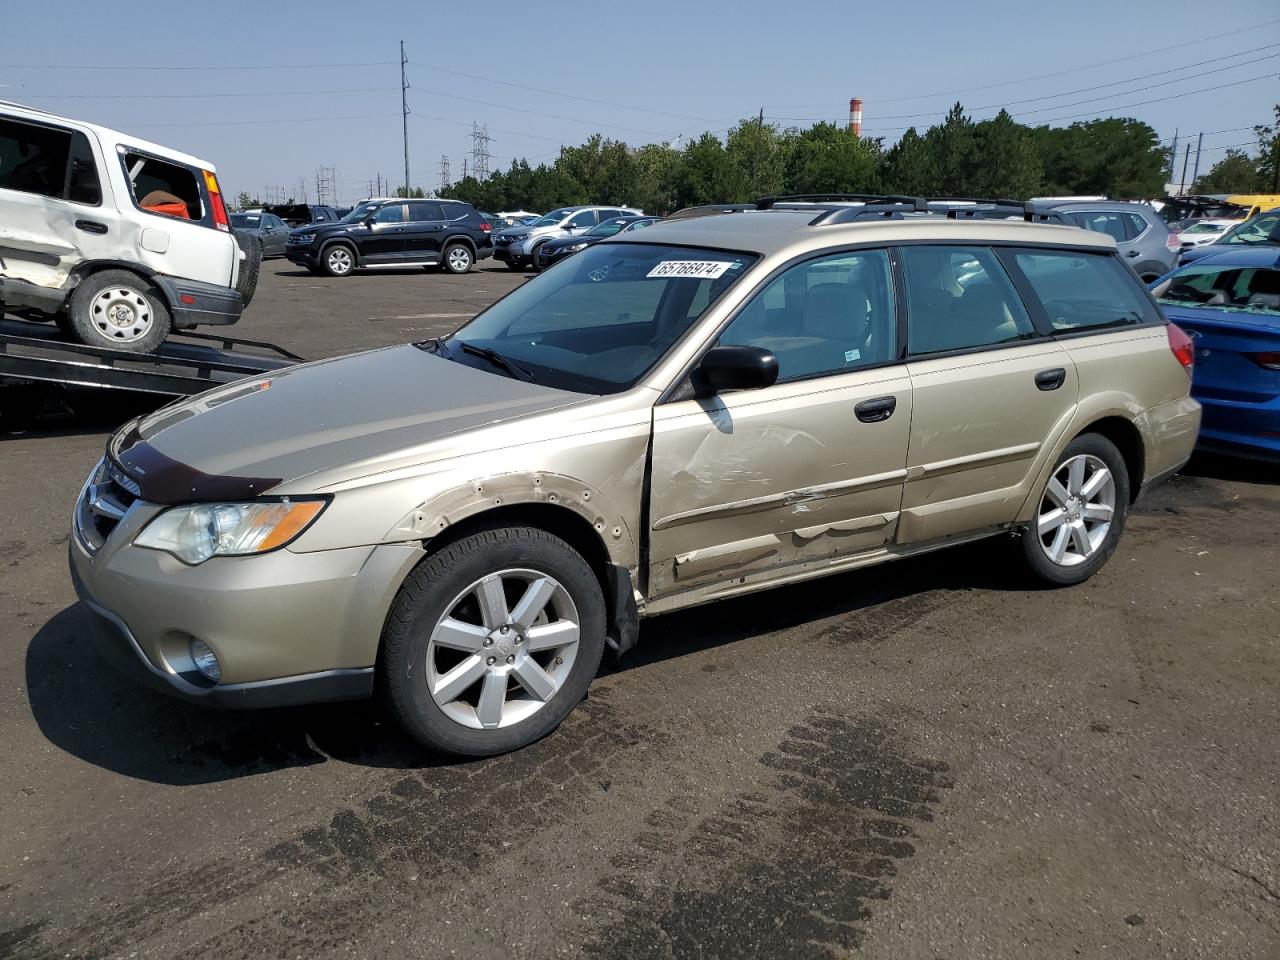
[68,270,170,354]
[322,244,356,277]
[442,242,473,275]
[234,233,262,306]
[379,526,605,757]
[1019,433,1129,586]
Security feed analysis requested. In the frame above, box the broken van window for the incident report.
[123,151,202,221]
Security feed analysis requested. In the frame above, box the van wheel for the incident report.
[68,270,170,354]
[379,526,605,757]
[322,244,356,277]
[442,243,473,274]
[1019,433,1129,586]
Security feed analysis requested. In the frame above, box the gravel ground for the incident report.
[1,261,1278,959]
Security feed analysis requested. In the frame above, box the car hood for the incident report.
[110,345,588,501]
[543,235,599,251]
[496,224,555,239]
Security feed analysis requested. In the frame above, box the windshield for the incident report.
[340,201,382,223]
[229,214,260,228]
[445,243,757,393]
[1154,264,1280,315]
[588,219,628,237]
[1183,222,1226,235]
[1222,213,1280,245]
[532,208,573,226]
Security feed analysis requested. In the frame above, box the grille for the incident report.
[76,459,139,553]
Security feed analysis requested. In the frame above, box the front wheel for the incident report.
[442,242,473,275]
[379,526,606,757]
[321,244,356,277]
[1019,433,1129,586]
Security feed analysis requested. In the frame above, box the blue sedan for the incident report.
[1151,247,1280,461]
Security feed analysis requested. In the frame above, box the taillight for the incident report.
[202,169,229,232]
[1165,233,1181,252]
[480,221,492,233]
[1249,351,1280,371]
[1167,323,1195,372]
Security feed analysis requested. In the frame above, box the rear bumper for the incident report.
[155,276,243,329]
[1194,390,1280,462]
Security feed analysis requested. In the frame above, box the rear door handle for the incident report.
[75,219,107,235]
[854,396,897,423]
[1035,368,1067,391]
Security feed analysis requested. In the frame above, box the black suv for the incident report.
[286,198,493,277]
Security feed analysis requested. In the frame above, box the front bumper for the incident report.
[285,243,320,267]
[154,276,243,329]
[69,502,424,709]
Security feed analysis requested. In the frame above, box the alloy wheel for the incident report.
[426,568,580,730]
[327,247,353,275]
[1036,454,1116,566]
[447,246,472,272]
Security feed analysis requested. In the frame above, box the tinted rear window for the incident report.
[1012,251,1157,331]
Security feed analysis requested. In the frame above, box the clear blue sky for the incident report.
[2,0,1277,204]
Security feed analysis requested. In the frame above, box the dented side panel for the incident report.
[647,368,912,599]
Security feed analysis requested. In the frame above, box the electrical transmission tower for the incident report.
[438,154,451,194]
[314,166,336,206]
[470,123,493,181]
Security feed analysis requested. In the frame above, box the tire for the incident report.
[379,526,606,757]
[234,233,262,307]
[1019,433,1129,586]
[505,260,526,272]
[529,243,547,271]
[442,242,473,275]
[67,270,171,354]
[321,243,357,277]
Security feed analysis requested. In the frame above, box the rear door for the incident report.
[361,202,408,263]
[0,113,114,292]
[897,244,1079,543]
[648,247,911,598]
[403,200,447,263]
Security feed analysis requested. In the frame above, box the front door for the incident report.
[895,244,1079,543]
[362,202,408,263]
[403,200,447,263]
[648,248,911,599]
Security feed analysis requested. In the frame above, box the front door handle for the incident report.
[854,396,897,423]
[1126,250,1140,258]
[75,219,107,234]
[1035,367,1067,391]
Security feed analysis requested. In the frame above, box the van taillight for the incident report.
[1167,323,1195,373]
[202,170,230,232]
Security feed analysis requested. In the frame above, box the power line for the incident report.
[17,86,391,100]
[108,112,401,129]
[765,17,1280,107]
[406,63,718,123]
[1033,72,1279,125]
[406,85,671,138]
[0,60,396,71]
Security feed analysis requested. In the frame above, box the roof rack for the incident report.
[755,193,921,210]
[812,197,1064,226]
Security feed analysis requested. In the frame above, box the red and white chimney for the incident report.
[848,98,863,137]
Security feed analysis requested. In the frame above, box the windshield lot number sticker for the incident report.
[647,260,733,279]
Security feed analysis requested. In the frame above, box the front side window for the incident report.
[340,201,381,222]
[902,245,1036,354]
[122,151,202,221]
[445,243,757,393]
[0,118,99,205]
[1154,264,1280,314]
[1013,251,1154,331]
[1223,213,1280,245]
[374,203,406,223]
[719,249,896,381]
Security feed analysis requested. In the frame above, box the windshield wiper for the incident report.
[457,342,537,382]
[413,337,451,356]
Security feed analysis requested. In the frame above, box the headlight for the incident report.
[134,499,326,565]
[564,243,587,253]
[506,233,528,242]
[292,232,316,244]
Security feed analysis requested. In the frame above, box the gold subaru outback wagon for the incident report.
[71,200,1201,755]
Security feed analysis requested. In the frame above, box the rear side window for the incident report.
[406,201,444,222]
[443,202,474,221]
[901,245,1036,355]
[1012,251,1156,331]
[122,151,202,221]
[566,210,596,228]
[719,249,896,381]
[0,117,100,205]
[1070,210,1147,243]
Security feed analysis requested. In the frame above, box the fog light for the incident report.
[189,639,221,682]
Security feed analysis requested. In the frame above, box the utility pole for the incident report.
[470,122,493,181]
[1178,143,1191,194]
[400,41,411,199]
[462,156,468,181]
[438,154,451,194]
[1190,131,1204,188]
[1167,127,1179,181]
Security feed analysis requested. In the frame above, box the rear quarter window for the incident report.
[1011,250,1160,332]
[121,150,203,222]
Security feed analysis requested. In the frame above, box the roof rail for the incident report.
[812,196,1062,226]
[666,203,757,221]
[755,193,920,209]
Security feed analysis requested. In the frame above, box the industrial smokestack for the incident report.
[848,98,863,137]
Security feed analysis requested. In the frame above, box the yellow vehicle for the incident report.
[1225,195,1280,219]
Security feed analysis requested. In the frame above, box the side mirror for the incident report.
[693,346,778,397]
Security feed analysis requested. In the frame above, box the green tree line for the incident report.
[438,101,1235,213]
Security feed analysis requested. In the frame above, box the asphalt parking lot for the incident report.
[2,261,1278,959]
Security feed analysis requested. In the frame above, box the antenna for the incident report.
[470,122,493,181]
